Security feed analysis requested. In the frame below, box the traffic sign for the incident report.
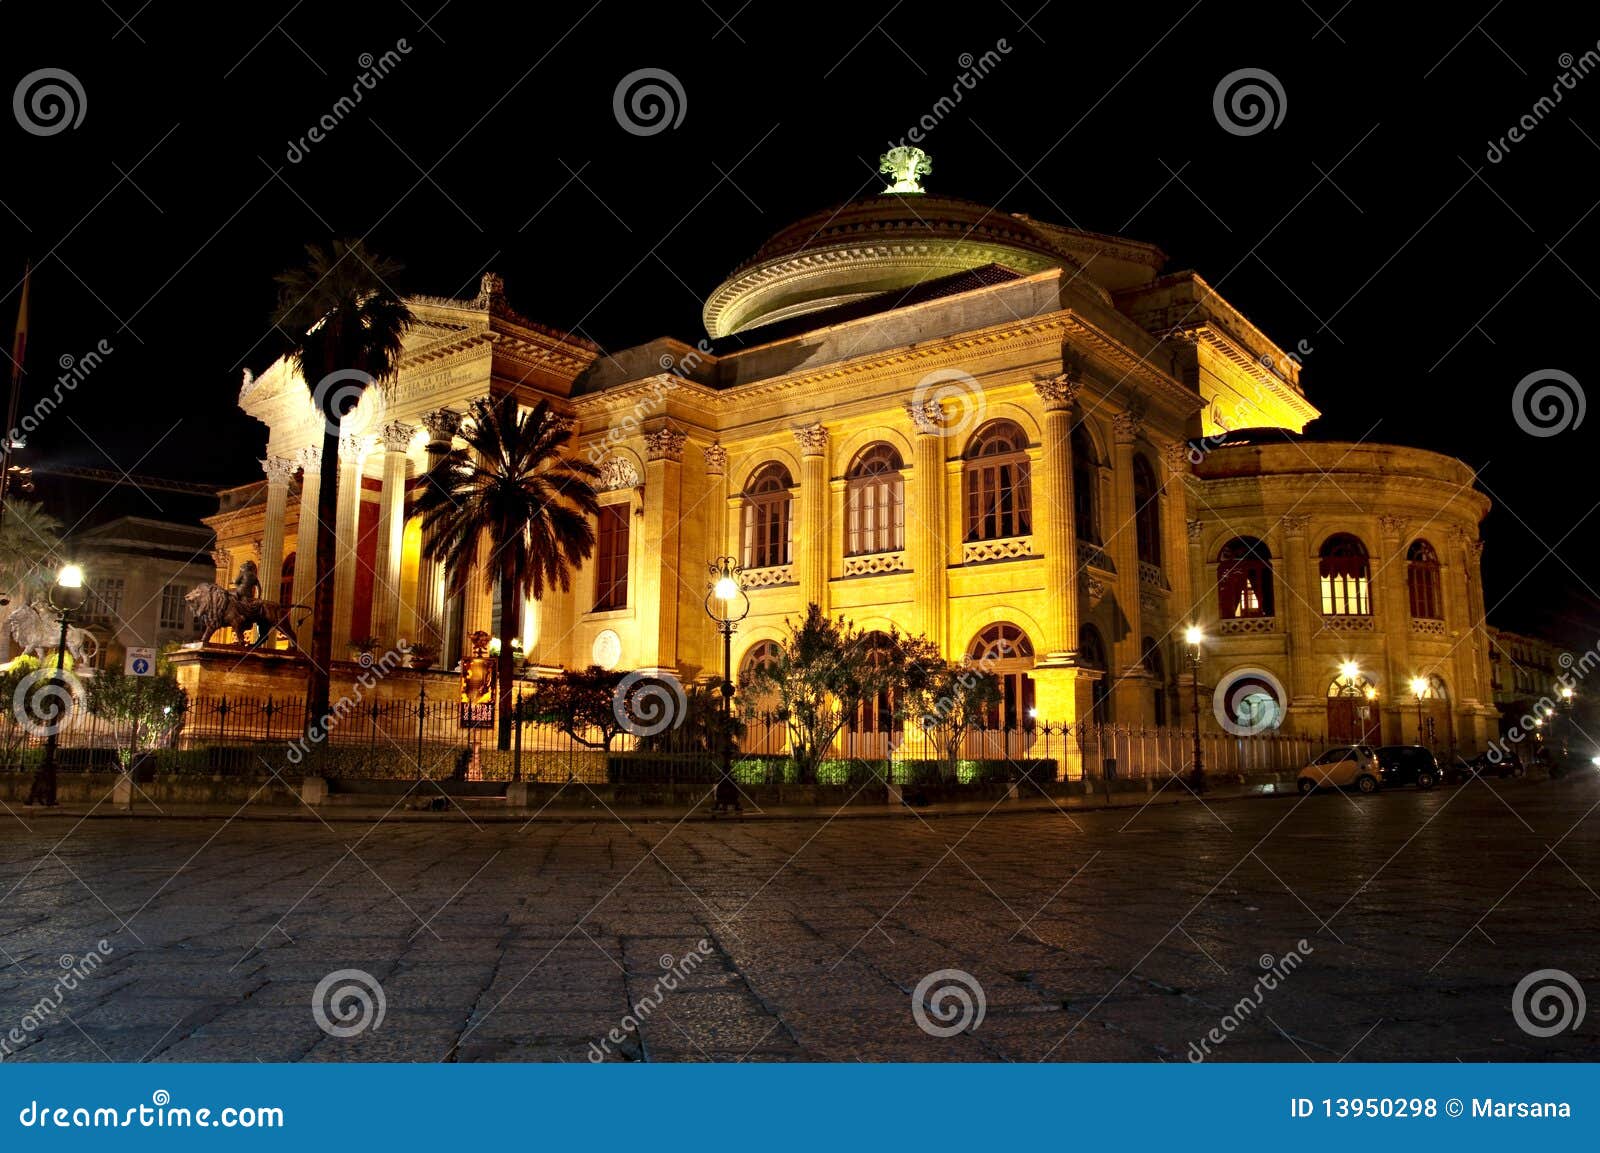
[125,647,156,677]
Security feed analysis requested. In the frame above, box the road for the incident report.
[1,775,1597,1062]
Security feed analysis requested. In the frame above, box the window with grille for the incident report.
[159,583,187,630]
[963,421,1032,542]
[1406,539,1443,620]
[742,463,793,569]
[845,444,904,556]
[1319,533,1371,615]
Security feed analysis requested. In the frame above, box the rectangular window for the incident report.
[1320,574,1370,615]
[594,503,630,611]
[159,583,187,629]
[91,577,125,625]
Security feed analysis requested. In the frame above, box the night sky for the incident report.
[2,1,1595,638]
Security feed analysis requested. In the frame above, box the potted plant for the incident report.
[408,641,438,671]
[352,635,381,662]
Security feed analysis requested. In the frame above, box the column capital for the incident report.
[421,408,461,445]
[1186,518,1204,542]
[380,421,417,453]
[295,445,321,471]
[261,455,297,485]
[702,442,728,475]
[1281,513,1312,538]
[1033,373,1080,412]
[1378,514,1407,539]
[793,422,829,457]
[210,547,231,569]
[339,432,367,462]
[643,424,687,462]
[1112,410,1143,444]
[1162,439,1194,473]
[903,399,943,435]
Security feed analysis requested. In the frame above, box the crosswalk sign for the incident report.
[126,647,156,677]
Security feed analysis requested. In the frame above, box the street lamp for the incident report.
[1409,676,1429,746]
[1184,625,1204,790]
[704,556,749,812]
[28,563,88,807]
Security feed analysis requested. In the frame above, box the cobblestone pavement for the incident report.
[1,775,1597,1063]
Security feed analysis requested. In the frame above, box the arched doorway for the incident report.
[967,622,1035,728]
[737,640,784,754]
[1326,667,1380,745]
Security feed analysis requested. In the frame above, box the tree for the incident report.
[85,669,188,771]
[912,658,1003,778]
[0,499,63,610]
[273,239,413,740]
[742,604,941,783]
[416,396,600,749]
[524,666,630,751]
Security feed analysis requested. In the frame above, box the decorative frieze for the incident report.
[596,457,641,492]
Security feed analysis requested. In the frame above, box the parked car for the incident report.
[1376,745,1440,789]
[1445,748,1525,784]
[1296,745,1382,794]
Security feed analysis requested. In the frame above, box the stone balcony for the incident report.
[962,535,1032,565]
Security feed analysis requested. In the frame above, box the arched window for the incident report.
[1078,624,1111,725]
[1142,636,1167,726]
[1133,454,1160,567]
[742,463,793,570]
[1218,536,1274,619]
[850,631,899,733]
[1319,533,1371,616]
[1406,539,1443,620]
[1071,425,1099,545]
[963,421,1032,542]
[738,639,784,751]
[279,552,296,607]
[845,444,904,556]
[968,622,1035,727]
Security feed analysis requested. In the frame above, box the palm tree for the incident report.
[416,395,600,750]
[273,239,413,734]
[0,498,64,610]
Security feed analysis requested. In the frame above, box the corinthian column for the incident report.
[371,421,415,644]
[794,423,829,615]
[638,424,686,670]
[1160,441,1195,621]
[331,432,366,651]
[1033,375,1080,661]
[417,409,460,651]
[291,446,321,612]
[905,400,948,651]
[1280,514,1317,707]
[258,456,296,607]
[1109,410,1147,722]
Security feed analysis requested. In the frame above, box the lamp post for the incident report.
[704,556,749,813]
[1184,625,1204,791]
[1409,676,1428,746]
[27,563,88,807]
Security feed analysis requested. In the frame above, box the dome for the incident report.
[702,185,1167,338]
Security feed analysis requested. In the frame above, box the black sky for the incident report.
[2,0,1596,638]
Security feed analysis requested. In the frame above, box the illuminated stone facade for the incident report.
[208,188,1498,755]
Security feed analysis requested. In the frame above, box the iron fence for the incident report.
[1,687,1324,785]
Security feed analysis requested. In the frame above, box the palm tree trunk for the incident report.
[305,422,340,740]
[496,573,516,751]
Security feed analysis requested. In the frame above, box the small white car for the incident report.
[1297,744,1382,794]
